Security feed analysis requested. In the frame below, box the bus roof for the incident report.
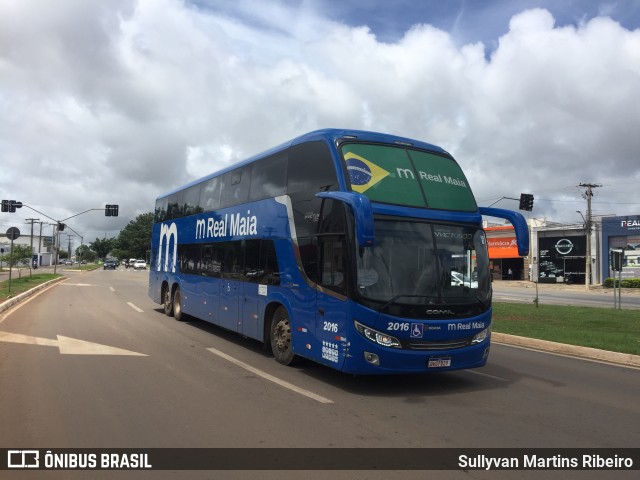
[157,128,450,200]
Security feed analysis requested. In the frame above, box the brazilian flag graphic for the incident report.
[341,143,476,210]
[344,151,391,194]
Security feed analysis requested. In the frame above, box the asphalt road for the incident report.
[492,281,640,309]
[1,269,638,479]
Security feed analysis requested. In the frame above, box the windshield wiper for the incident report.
[476,294,491,310]
[378,294,432,313]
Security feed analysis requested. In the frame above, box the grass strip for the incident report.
[493,302,640,355]
[0,273,62,301]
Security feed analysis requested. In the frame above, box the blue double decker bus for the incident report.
[149,129,528,374]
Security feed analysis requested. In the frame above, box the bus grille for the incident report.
[404,338,471,351]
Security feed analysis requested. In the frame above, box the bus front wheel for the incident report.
[270,306,295,365]
[163,285,174,316]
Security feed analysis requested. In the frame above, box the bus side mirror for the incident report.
[479,207,529,256]
[316,191,374,247]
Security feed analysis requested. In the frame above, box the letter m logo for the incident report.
[158,222,178,272]
[195,219,206,239]
[396,168,415,179]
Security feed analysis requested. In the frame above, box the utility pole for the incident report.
[579,183,602,290]
[38,221,44,254]
[66,234,75,262]
[25,218,40,254]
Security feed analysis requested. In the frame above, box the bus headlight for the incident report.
[354,321,401,348]
[471,327,491,345]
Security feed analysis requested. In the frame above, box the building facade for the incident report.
[601,215,640,280]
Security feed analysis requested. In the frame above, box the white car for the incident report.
[450,271,478,288]
[133,260,147,270]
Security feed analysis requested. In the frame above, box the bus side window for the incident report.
[299,238,319,284]
[202,244,221,277]
[155,196,168,222]
[184,184,202,216]
[244,240,261,282]
[244,240,281,285]
[320,239,346,294]
[200,176,221,212]
[288,141,338,238]
[262,240,281,286]
[221,242,243,279]
[249,154,287,201]
[220,167,250,208]
[318,199,347,295]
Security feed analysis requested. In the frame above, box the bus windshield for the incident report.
[355,220,490,312]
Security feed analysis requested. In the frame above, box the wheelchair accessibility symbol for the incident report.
[410,323,423,338]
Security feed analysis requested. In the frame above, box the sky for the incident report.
[1,0,640,252]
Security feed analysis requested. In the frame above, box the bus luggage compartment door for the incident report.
[219,280,240,332]
[240,282,261,340]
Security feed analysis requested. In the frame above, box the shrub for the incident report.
[604,277,640,288]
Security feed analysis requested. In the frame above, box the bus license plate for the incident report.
[428,357,451,368]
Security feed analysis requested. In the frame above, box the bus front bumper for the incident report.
[340,332,491,375]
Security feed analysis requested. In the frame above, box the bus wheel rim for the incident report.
[274,318,290,351]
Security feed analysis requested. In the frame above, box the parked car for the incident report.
[133,260,147,270]
[103,260,118,270]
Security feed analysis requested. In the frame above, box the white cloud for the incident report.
[1,0,639,243]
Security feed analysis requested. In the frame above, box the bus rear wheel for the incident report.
[270,306,295,365]
[163,285,174,316]
[173,286,186,322]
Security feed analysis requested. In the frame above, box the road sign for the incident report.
[6,227,20,240]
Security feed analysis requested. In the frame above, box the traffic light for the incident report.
[1,200,22,213]
[105,204,119,217]
[58,222,66,231]
[519,193,534,211]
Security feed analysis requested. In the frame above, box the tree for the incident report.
[90,237,115,260]
[113,212,153,261]
[0,244,34,267]
[76,244,98,263]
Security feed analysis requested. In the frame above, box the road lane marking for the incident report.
[60,283,95,287]
[0,332,58,347]
[206,347,334,404]
[0,331,147,356]
[127,302,144,313]
[57,336,146,355]
[464,369,509,382]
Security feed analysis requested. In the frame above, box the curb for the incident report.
[493,332,640,368]
[0,277,66,315]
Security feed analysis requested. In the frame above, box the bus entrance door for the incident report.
[315,233,348,370]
